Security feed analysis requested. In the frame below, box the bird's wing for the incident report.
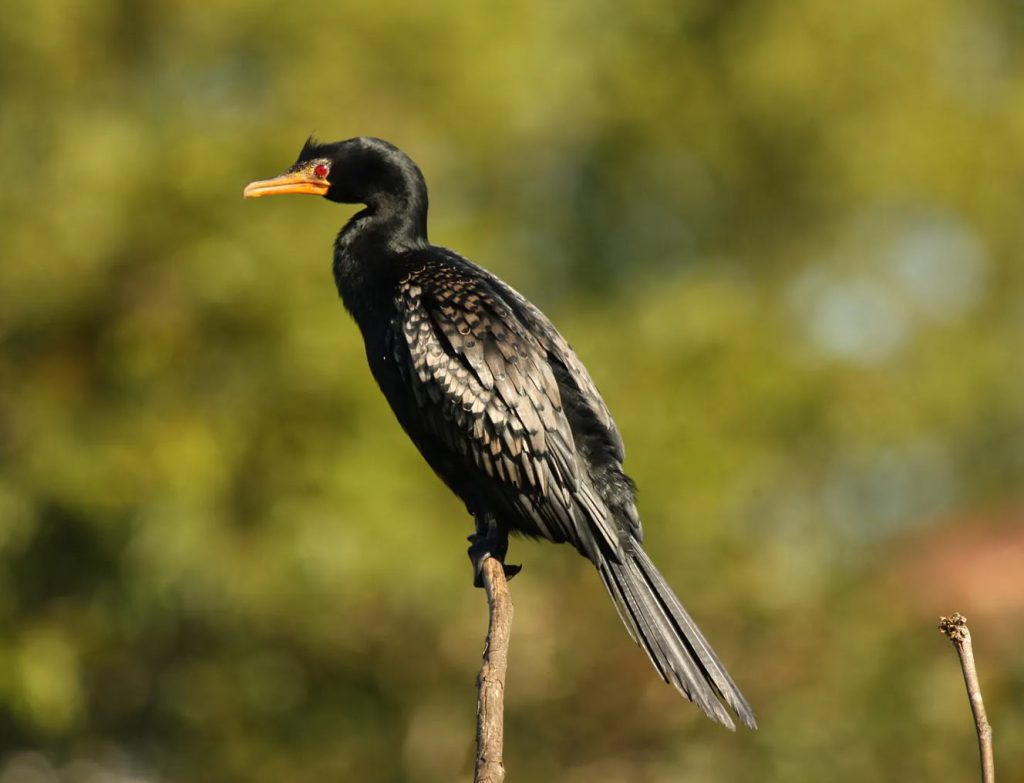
[491,279,626,463]
[392,263,624,559]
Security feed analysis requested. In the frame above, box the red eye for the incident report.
[314,163,329,178]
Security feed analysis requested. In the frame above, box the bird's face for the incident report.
[243,137,339,201]
[243,137,412,206]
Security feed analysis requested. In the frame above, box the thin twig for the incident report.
[475,556,514,783]
[939,613,995,783]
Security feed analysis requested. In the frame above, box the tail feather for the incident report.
[597,543,756,731]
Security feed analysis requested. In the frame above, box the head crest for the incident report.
[297,134,325,163]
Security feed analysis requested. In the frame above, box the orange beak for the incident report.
[243,168,330,199]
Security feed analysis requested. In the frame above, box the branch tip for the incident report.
[939,611,994,783]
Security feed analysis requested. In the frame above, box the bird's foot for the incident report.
[467,526,521,588]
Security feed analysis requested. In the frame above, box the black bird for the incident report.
[244,137,755,730]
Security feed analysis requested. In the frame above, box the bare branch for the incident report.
[939,613,995,783]
[475,557,514,783]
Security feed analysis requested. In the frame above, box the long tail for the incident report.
[597,542,756,730]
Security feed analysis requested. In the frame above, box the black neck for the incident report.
[333,195,428,326]
[330,143,431,323]
[342,170,429,250]
[372,190,429,250]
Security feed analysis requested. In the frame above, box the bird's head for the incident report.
[243,136,425,207]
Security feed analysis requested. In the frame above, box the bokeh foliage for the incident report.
[1,0,1023,781]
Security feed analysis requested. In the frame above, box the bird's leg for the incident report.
[467,515,522,588]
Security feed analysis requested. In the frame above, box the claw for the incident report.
[467,517,520,587]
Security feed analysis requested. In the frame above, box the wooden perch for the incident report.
[475,556,514,783]
[939,613,995,783]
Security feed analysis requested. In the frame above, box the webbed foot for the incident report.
[467,518,521,587]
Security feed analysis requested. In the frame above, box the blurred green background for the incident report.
[1,0,1023,781]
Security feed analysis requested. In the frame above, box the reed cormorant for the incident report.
[244,137,755,729]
